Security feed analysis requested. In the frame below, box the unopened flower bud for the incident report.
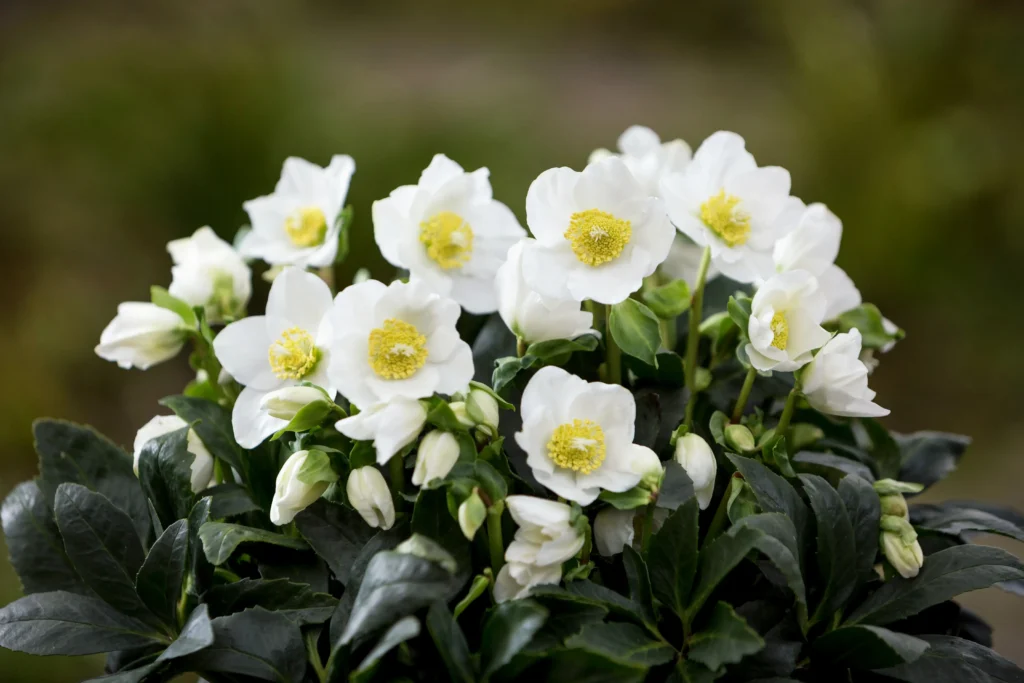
[134,415,214,494]
[593,507,636,556]
[396,533,457,573]
[448,401,475,428]
[466,388,500,435]
[724,424,756,453]
[270,450,330,525]
[879,493,909,518]
[880,521,924,579]
[412,430,460,486]
[630,446,664,489]
[347,466,395,530]
[458,489,487,541]
[674,433,717,510]
[873,479,924,496]
[95,303,190,370]
[260,385,331,421]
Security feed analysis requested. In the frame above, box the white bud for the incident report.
[880,528,924,579]
[270,450,329,525]
[593,508,636,556]
[674,433,717,510]
[629,446,664,489]
[260,385,331,421]
[396,533,458,573]
[133,415,214,494]
[724,424,756,453]
[167,226,251,323]
[412,430,460,487]
[448,401,475,428]
[347,466,395,530]
[458,490,487,541]
[466,388,500,434]
[95,303,189,370]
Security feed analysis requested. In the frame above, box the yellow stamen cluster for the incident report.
[268,327,320,380]
[285,206,329,248]
[699,190,751,247]
[368,318,428,380]
[770,312,789,350]
[547,419,606,474]
[420,211,474,270]
[565,209,632,267]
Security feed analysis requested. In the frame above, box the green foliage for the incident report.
[609,298,661,366]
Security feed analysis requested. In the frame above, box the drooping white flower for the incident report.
[326,278,474,410]
[589,125,692,198]
[673,433,717,510]
[347,466,396,530]
[412,430,461,486]
[167,226,251,323]
[493,496,584,602]
[239,155,355,268]
[593,507,636,556]
[660,131,798,283]
[373,154,525,314]
[133,415,214,493]
[521,156,675,304]
[657,236,719,289]
[515,366,655,504]
[745,270,832,372]
[95,303,191,370]
[495,239,595,345]
[270,450,330,525]
[335,396,427,465]
[213,268,335,448]
[800,328,889,418]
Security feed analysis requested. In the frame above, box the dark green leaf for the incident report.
[1,481,85,595]
[532,582,649,630]
[839,474,882,579]
[599,487,653,510]
[161,395,244,474]
[566,622,675,666]
[727,295,752,333]
[137,427,197,528]
[523,598,607,652]
[657,461,696,511]
[727,454,809,551]
[686,525,763,620]
[799,474,858,623]
[426,601,474,683]
[860,418,901,479]
[897,431,971,489]
[481,599,549,678]
[526,334,600,361]
[203,483,260,519]
[622,546,656,624]
[203,578,337,625]
[198,522,308,566]
[150,286,197,328]
[183,607,305,683]
[293,500,376,585]
[272,400,334,440]
[161,604,215,661]
[187,498,214,597]
[792,452,874,484]
[494,648,647,683]
[643,279,691,319]
[848,545,1024,626]
[423,395,471,433]
[334,204,354,263]
[913,504,1024,543]
[610,298,661,366]
[879,635,1024,683]
[136,519,189,629]
[732,513,806,606]
[813,624,928,669]
[833,304,902,349]
[353,615,420,681]
[687,601,765,670]
[648,497,699,618]
[82,662,162,683]
[412,487,472,582]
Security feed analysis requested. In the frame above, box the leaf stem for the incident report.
[305,629,327,683]
[703,475,736,548]
[516,337,527,358]
[731,368,757,423]
[640,503,656,553]
[605,304,622,385]
[487,503,505,576]
[775,382,801,443]
[683,247,712,428]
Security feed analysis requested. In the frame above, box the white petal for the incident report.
[232,385,287,449]
[266,267,334,331]
[526,167,578,244]
[213,316,277,390]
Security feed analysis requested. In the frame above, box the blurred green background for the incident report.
[1,0,1022,679]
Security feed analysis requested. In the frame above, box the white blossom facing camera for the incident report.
[495,239,595,345]
[673,433,717,510]
[373,154,526,314]
[213,268,336,448]
[167,226,251,323]
[800,328,890,418]
[335,396,427,465]
[745,270,832,373]
[239,155,355,268]
[347,466,396,530]
[521,156,675,304]
[493,496,584,602]
[515,366,656,504]
[95,302,191,370]
[326,278,474,410]
[589,125,692,198]
[660,131,798,283]
[270,450,330,526]
[133,415,214,493]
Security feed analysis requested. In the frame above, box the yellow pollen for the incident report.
[285,206,328,248]
[565,209,632,267]
[699,190,751,247]
[368,318,428,380]
[547,419,606,474]
[268,327,320,380]
[420,211,474,270]
[770,312,789,350]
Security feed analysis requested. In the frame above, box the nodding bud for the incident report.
[466,388,500,435]
[873,478,924,496]
[674,433,718,510]
[260,385,331,421]
[458,489,487,541]
[879,514,924,579]
[346,466,395,530]
[412,430,460,487]
[879,493,909,518]
[448,401,475,428]
[724,424,756,453]
[396,533,457,573]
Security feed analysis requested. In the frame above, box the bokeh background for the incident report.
[2,0,1023,679]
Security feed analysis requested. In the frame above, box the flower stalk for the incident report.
[487,504,505,575]
[731,367,757,422]
[605,303,622,385]
[775,382,801,443]
[684,246,712,427]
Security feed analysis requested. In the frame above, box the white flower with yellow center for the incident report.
[213,268,335,448]
[372,154,525,314]
[167,226,251,323]
[660,131,798,283]
[326,278,474,410]
[239,155,355,268]
[515,366,655,504]
[745,270,832,373]
[521,156,675,304]
[589,125,692,198]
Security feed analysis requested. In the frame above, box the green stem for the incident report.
[659,318,677,353]
[683,247,712,428]
[305,630,327,683]
[487,504,505,575]
[516,337,527,358]
[703,476,735,548]
[605,303,622,385]
[731,368,757,423]
[389,455,405,505]
[640,503,656,553]
[775,383,801,443]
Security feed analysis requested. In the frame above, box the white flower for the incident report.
[347,466,396,530]
[593,507,636,556]
[465,386,500,435]
[133,415,214,493]
[771,202,841,278]
[589,125,692,198]
[326,278,474,410]
[495,239,595,344]
[515,366,655,504]
[270,450,330,525]
[335,396,427,465]
[167,226,251,323]
[259,385,332,421]
[412,430,461,486]
[373,154,525,314]
[800,328,889,418]
[745,270,831,372]
[521,156,675,304]
[674,433,717,510]
[818,264,863,321]
[213,268,335,448]
[458,490,487,541]
[239,155,355,268]
[493,495,584,602]
[660,131,798,283]
[95,303,191,370]
[657,236,719,289]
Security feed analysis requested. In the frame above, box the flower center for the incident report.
[770,311,789,350]
[547,419,606,474]
[285,206,328,248]
[565,209,632,267]
[420,211,474,270]
[368,318,428,380]
[699,190,750,247]
[268,327,321,380]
